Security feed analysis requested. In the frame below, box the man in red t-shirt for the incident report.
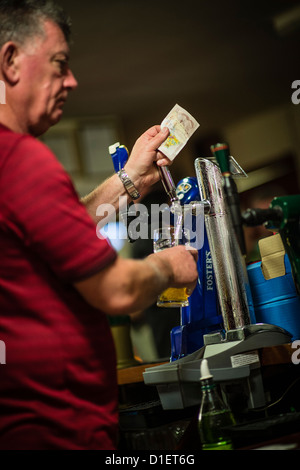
[0,1,198,450]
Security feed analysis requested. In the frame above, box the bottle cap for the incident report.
[200,359,213,380]
[109,142,120,155]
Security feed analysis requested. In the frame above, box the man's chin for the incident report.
[30,111,63,137]
[50,110,64,126]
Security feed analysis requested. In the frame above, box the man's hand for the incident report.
[125,125,171,194]
[146,245,199,294]
[82,125,171,224]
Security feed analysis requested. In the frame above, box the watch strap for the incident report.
[117,168,141,200]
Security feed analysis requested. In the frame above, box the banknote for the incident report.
[158,104,200,161]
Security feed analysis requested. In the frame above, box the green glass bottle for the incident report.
[198,359,236,450]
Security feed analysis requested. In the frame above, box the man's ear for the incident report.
[1,42,21,85]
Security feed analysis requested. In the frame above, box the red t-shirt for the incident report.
[0,124,119,450]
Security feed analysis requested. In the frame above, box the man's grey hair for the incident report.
[0,0,72,49]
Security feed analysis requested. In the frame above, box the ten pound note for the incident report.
[158,104,200,161]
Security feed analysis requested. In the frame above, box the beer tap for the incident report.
[210,143,247,256]
[195,157,254,333]
[156,164,185,239]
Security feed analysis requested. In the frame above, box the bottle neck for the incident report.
[200,378,228,411]
[201,378,215,391]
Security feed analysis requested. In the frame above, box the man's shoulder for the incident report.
[0,124,57,166]
[0,124,27,156]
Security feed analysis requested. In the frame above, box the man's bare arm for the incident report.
[74,246,198,316]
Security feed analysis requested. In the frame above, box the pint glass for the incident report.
[153,226,190,308]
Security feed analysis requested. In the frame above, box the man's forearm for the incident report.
[81,173,130,225]
[74,246,198,316]
[74,255,172,316]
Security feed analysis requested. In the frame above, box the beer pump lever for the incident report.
[156,165,179,204]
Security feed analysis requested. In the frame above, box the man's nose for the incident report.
[64,69,78,90]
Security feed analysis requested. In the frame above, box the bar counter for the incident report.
[117,343,300,450]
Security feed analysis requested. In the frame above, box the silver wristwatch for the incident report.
[117,168,141,200]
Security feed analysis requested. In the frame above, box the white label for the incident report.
[231,350,260,368]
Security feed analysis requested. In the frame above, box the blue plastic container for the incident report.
[247,255,300,341]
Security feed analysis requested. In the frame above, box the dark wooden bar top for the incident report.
[118,343,297,385]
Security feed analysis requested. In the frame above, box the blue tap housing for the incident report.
[170,177,223,361]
